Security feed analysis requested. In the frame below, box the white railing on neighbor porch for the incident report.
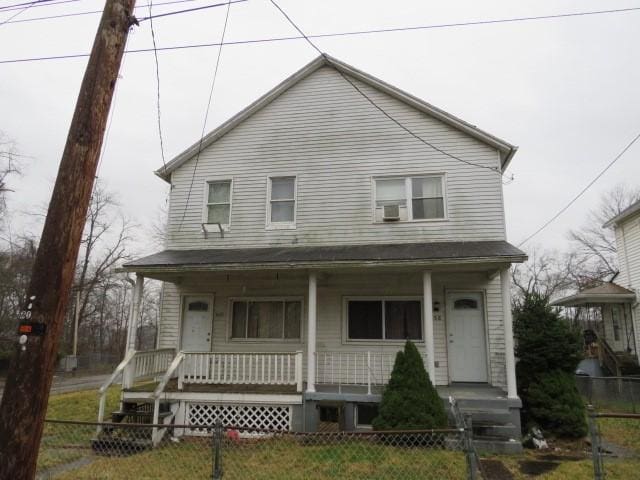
[179,352,304,392]
[315,351,428,394]
[97,348,176,426]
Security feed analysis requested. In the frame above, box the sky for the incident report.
[1,0,639,258]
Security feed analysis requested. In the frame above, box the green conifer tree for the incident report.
[372,341,447,430]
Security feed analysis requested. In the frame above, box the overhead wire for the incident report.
[0,0,79,13]
[268,0,503,175]
[176,0,232,232]
[0,0,36,25]
[148,0,167,169]
[3,5,639,62]
[2,0,244,24]
[517,130,640,247]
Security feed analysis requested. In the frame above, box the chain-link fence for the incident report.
[37,420,476,479]
[576,375,640,413]
[587,408,640,480]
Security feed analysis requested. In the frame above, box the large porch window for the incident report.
[231,299,302,340]
[346,298,422,341]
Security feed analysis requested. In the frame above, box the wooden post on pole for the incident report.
[0,0,137,477]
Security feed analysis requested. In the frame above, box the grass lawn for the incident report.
[38,388,640,479]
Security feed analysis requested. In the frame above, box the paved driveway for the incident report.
[0,373,111,401]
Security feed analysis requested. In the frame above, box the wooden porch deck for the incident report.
[124,379,299,395]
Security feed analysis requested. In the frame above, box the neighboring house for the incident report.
[99,55,526,451]
[553,199,640,375]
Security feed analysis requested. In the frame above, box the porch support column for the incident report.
[126,274,145,351]
[307,272,317,393]
[422,271,436,382]
[500,267,518,399]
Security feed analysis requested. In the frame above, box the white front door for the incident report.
[447,292,488,383]
[181,296,213,352]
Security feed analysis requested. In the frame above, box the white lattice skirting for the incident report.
[186,403,291,435]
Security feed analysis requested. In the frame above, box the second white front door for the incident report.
[447,292,488,383]
[181,296,213,352]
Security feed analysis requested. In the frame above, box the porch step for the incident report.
[473,436,523,455]
[111,409,173,423]
[452,408,512,425]
[472,421,519,439]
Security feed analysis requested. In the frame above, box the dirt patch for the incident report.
[479,459,514,480]
[518,460,560,476]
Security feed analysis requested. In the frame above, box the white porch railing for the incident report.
[97,348,176,426]
[179,351,304,392]
[315,351,428,394]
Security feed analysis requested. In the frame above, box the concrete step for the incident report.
[453,408,512,425]
[452,397,520,410]
[472,422,519,439]
[473,436,523,455]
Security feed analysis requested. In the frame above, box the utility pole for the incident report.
[0,0,137,478]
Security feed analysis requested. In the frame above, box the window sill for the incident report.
[266,223,297,231]
[342,339,425,346]
[373,218,448,224]
[228,338,303,344]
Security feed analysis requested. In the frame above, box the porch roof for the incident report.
[551,282,637,307]
[120,240,526,274]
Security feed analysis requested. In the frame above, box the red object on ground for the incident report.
[227,429,240,442]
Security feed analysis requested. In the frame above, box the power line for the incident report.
[269,0,503,175]
[517,131,640,247]
[176,0,231,232]
[0,0,80,13]
[148,0,167,169]
[2,5,639,62]
[3,0,244,24]
[0,0,36,25]
[138,0,244,22]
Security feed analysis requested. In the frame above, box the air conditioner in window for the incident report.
[382,204,400,221]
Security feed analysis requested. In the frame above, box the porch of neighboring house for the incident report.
[98,259,522,451]
[552,282,640,376]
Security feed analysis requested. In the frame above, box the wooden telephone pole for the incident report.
[0,0,137,477]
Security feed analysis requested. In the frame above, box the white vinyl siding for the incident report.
[166,67,505,249]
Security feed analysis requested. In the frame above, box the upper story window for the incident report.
[267,176,296,228]
[205,180,232,226]
[374,175,445,222]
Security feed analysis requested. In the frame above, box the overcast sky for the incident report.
[1,0,639,257]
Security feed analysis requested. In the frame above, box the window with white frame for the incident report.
[231,299,302,340]
[374,175,445,222]
[346,299,422,341]
[205,180,232,226]
[268,176,296,226]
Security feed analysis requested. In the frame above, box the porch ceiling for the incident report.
[119,240,526,277]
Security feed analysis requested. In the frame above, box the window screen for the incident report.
[270,177,295,223]
[207,181,231,224]
[384,301,422,340]
[347,300,422,340]
[348,301,383,339]
[411,177,444,219]
[231,300,301,340]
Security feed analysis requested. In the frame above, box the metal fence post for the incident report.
[588,406,604,480]
[212,420,223,480]
[463,413,477,480]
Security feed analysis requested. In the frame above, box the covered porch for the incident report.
[552,282,639,376]
[116,241,525,400]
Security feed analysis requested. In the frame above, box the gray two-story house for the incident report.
[99,55,526,449]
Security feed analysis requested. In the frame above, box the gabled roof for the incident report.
[551,282,636,307]
[603,199,640,228]
[155,55,517,183]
